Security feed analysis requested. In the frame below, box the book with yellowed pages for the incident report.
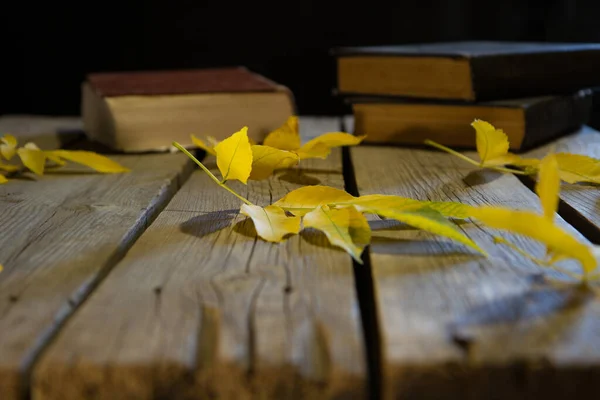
[82,67,295,152]
[350,89,592,151]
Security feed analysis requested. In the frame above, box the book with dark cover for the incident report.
[82,67,295,152]
[333,41,600,101]
[349,89,592,151]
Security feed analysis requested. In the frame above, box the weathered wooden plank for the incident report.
[351,145,600,399]
[525,125,600,241]
[0,118,192,399]
[0,115,83,148]
[33,118,366,399]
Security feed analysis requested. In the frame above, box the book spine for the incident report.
[520,89,592,150]
[470,50,600,101]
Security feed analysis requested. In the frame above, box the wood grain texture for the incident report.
[33,118,366,399]
[525,125,600,241]
[0,115,83,148]
[351,145,600,400]
[0,117,192,399]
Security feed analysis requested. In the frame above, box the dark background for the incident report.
[2,0,599,116]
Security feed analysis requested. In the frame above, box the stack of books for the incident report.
[332,41,600,151]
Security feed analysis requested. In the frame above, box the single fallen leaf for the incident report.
[44,151,66,166]
[0,263,3,272]
[470,207,596,274]
[191,134,216,156]
[0,162,20,172]
[17,143,46,175]
[371,206,484,254]
[249,145,299,180]
[0,174,7,184]
[47,150,130,173]
[214,126,253,184]
[472,119,521,166]
[296,132,366,160]
[303,204,370,263]
[1,134,17,160]
[554,152,600,184]
[263,116,301,151]
[338,194,422,212]
[535,153,559,221]
[240,204,301,242]
[424,201,475,219]
[273,185,356,216]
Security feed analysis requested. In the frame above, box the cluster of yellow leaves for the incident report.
[467,153,598,280]
[426,119,600,184]
[190,116,365,181]
[174,123,482,263]
[0,134,129,184]
[174,117,600,282]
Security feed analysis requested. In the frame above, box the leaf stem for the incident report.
[424,140,529,175]
[423,140,481,167]
[173,142,254,206]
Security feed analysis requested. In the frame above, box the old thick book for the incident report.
[351,89,592,151]
[334,41,600,101]
[82,67,295,152]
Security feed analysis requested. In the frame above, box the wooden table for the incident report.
[1,115,600,399]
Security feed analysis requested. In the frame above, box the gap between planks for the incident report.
[350,143,600,400]
[0,116,194,400]
[32,118,367,399]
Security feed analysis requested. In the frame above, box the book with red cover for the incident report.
[82,67,296,152]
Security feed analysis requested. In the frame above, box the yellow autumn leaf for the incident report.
[214,126,253,184]
[337,194,422,212]
[424,201,475,219]
[372,206,484,254]
[554,153,600,184]
[470,207,596,274]
[0,174,7,184]
[297,132,366,160]
[535,153,559,220]
[44,151,66,166]
[273,185,356,216]
[47,150,130,173]
[1,134,17,160]
[240,204,301,242]
[249,145,299,180]
[191,134,217,156]
[303,204,370,263]
[473,119,513,165]
[0,162,20,172]
[17,143,46,175]
[263,116,301,151]
[0,263,3,272]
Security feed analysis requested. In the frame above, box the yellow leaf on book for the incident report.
[470,206,596,274]
[303,204,370,263]
[535,153,560,220]
[273,185,356,216]
[17,143,46,175]
[48,150,130,173]
[297,132,366,160]
[0,134,17,160]
[191,134,217,156]
[240,204,301,242]
[263,116,301,151]
[214,126,253,184]
[249,145,299,180]
[554,152,600,184]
